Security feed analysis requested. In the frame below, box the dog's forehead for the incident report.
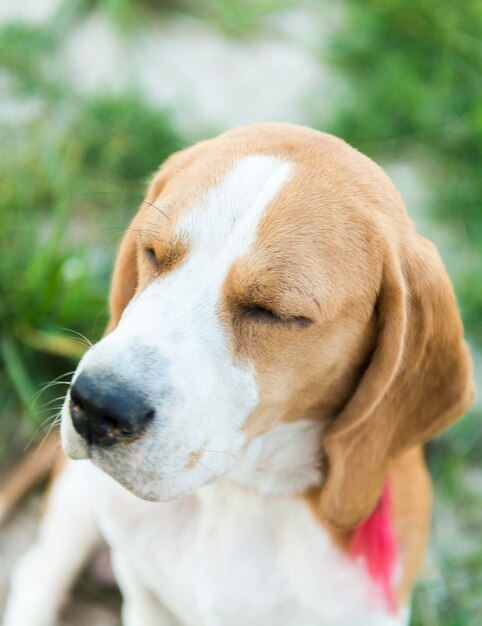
[134,125,400,304]
[174,154,292,252]
[141,124,395,248]
[135,150,301,275]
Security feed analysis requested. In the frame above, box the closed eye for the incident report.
[241,304,312,328]
[142,241,188,274]
[243,305,280,323]
[144,246,159,266]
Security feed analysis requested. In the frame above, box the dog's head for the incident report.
[61,123,473,528]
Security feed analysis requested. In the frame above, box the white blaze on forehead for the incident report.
[125,154,293,323]
[177,154,292,261]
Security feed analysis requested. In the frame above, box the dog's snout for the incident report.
[69,373,155,447]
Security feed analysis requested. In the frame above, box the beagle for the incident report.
[4,122,474,626]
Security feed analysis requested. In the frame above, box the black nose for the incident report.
[69,373,155,447]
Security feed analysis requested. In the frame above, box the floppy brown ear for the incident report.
[105,175,166,333]
[321,233,474,529]
[105,225,138,333]
[105,143,204,333]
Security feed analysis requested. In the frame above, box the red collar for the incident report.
[350,479,398,612]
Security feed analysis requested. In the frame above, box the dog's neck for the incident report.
[225,419,325,496]
[223,419,398,614]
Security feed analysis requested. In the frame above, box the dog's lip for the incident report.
[61,437,90,460]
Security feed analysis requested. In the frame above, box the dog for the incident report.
[3,122,474,626]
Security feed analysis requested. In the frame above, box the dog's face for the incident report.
[61,123,473,527]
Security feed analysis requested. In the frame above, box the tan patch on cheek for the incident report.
[185,448,205,469]
[237,307,378,446]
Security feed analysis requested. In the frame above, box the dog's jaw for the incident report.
[227,419,325,495]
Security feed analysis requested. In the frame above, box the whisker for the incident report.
[33,371,75,402]
[78,191,171,221]
[39,381,71,390]
[60,328,94,348]
[25,410,63,452]
[37,371,75,386]
[33,405,65,425]
[33,405,65,418]
[31,412,63,456]
[39,394,69,410]
[32,382,71,405]
[140,200,171,221]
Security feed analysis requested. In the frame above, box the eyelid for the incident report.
[240,304,312,328]
[242,304,280,323]
[143,246,159,264]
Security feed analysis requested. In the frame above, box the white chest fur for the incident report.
[87,421,407,626]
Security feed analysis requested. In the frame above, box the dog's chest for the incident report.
[93,473,403,626]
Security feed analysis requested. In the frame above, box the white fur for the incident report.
[229,418,326,494]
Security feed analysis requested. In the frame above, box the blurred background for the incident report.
[0,0,481,624]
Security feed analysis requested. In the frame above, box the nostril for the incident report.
[101,415,119,429]
[70,390,84,412]
[99,408,154,439]
[100,415,124,436]
[69,390,92,445]
[144,409,155,423]
[100,415,134,436]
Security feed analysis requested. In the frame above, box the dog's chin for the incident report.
[88,447,219,503]
[61,404,242,502]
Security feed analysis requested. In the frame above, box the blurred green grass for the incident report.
[0,1,481,624]
[0,4,184,455]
